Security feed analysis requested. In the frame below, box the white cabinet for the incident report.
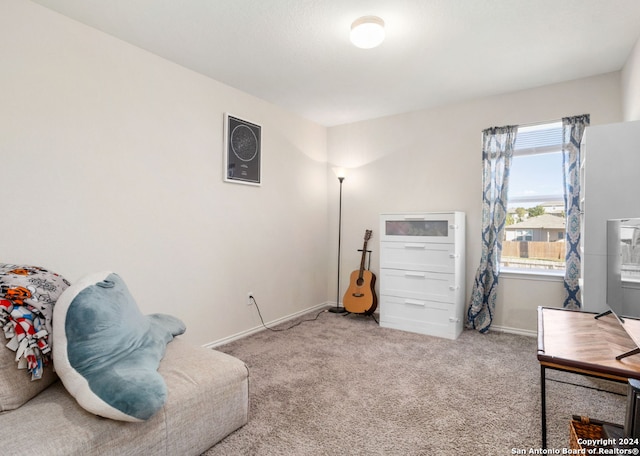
[379,212,465,339]
[581,120,640,313]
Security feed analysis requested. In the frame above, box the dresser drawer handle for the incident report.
[404,243,426,249]
[404,299,425,307]
[448,253,459,259]
[449,285,459,291]
[405,272,426,278]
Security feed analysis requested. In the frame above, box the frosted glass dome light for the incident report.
[350,16,385,49]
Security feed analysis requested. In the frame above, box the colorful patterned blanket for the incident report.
[0,264,70,380]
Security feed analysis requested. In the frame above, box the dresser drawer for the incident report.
[380,295,455,324]
[380,241,457,273]
[379,269,458,302]
[380,212,462,244]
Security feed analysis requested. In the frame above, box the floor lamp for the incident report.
[329,168,347,313]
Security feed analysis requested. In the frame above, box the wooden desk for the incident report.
[537,306,640,448]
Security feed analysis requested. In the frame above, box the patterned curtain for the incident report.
[562,114,590,309]
[467,126,518,333]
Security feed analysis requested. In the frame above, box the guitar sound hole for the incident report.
[356,278,364,286]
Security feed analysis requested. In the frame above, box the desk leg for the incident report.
[541,364,547,448]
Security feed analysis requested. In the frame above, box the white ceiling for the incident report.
[31,0,640,126]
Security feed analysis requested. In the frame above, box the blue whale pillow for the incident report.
[52,271,186,422]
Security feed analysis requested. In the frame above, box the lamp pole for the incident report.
[329,174,347,313]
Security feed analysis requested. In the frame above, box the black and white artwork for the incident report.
[224,113,261,185]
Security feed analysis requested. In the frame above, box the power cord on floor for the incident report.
[249,295,328,332]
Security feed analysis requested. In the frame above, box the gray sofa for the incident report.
[0,338,249,455]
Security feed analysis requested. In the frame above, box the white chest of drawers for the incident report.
[379,212,465,339]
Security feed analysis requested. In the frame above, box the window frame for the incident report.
[500,121,566,277]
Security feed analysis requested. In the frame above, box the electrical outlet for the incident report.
[247,293,254,306]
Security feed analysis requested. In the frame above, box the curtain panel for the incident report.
[467,126,518,333]
[562,114,590,309]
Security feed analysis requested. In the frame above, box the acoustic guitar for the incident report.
[343,230,378,315]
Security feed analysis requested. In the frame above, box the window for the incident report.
[501,121,566,272]
[514,230,533,241]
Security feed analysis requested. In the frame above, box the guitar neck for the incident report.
[358,239,369,278]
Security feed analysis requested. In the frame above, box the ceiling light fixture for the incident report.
[350,16,385,49]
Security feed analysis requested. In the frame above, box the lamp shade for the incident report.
[350,16,385,49]
[332,167,347,179]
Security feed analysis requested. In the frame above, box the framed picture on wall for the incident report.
[223,113,261,185]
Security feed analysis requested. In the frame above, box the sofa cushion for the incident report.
[162,339,250,454]
[0,339,249,456]
[0,341,59,411]
[52,271,185,422]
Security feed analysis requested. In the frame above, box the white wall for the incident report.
[622,35,640,121]
[1,0,329,346]
[327,73,622,333]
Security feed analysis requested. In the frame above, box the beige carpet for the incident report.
[203,310,627,455]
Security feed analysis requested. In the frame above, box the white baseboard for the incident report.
[203,302,330,349]
[490,324,537,338]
